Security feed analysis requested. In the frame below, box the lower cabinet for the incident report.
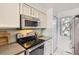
[30,45,44,55]
[44,39,52,55]
[25,45,44,55]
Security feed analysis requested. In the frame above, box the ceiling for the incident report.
[31,3,79,15]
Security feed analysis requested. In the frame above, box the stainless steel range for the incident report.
[16,32,45,55]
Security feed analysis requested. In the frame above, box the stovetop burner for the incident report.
[19,39,44,49]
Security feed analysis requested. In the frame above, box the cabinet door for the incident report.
[42,13,47,28]
[38,12,47,28]
[0,3,20,28]
[30,7,34,17]
[33,9,38,18]
[21,4,30,16]
[29,7,38,18]
[44,39,52,55]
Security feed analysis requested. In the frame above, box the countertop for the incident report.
[39,36,52,41]
[0,43,25,55]
[0,36,51,55]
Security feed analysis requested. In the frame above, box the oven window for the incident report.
[30,45,44,55]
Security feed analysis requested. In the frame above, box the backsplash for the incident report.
[42,28,52,37]
[17,29,43,37]
[0,29,44,43]
[17,30,34,37]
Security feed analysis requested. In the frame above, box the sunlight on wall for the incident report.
[17,30,33,35]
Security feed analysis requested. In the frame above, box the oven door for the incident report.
[30,45,44,55]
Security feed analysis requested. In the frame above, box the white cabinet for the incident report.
[38,12,47,28]
[20,3,47,28]
[0,3,20,28]
[30,8,38,18]
[20,4,38,18]
[33,9,38,18]
[20,4,30,16]
[44,39,52,55]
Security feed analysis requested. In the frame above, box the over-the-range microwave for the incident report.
[20,15,40,29]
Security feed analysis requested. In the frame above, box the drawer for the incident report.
[0,38,8,43]
[0,41,8,46]
[0,38,8,46]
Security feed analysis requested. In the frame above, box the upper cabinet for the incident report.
[20,3,47,28]
[0,3,47,29]
[38,12,47,28]
[20,3,38,18]
[30,8,38,18]
[20,4,30,16]
[0,3,20,28]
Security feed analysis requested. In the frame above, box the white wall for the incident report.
[58,8,79,17]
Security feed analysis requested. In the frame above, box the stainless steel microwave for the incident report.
[20,15,40,29]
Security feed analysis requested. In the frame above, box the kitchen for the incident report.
[0,3,79,55]
[0,3,54,55]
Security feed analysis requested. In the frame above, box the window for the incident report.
[60,16,72,38]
